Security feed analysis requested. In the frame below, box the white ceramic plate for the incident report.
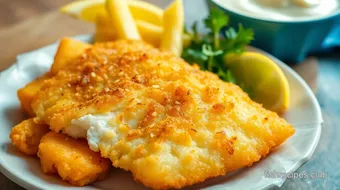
[0,35,323,190]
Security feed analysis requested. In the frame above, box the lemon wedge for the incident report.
[225,52,290,113]
[61,0,163,25]
[94,12,162,46]
[128,0,164,26]
[61,0,105,22]
[160,0,184,56]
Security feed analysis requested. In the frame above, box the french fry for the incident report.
[129,0,163,26]
[61,0,164,25]
[160,0,184,56]
[94,12,116,42]
[52,38,92,74]
[136,20,163,47]
[95,13,162,47]
[105,0,141,40]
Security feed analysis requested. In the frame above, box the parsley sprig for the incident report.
[181,8,254,83]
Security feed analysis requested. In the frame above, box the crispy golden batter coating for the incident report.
[25,39,294,189]
[38,132,111,186]
[17,75,51,116]
[10,118,49,155]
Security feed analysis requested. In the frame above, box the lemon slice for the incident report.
[128,0,164,25]
[61,0,163,25]
[61,0,105,22]
[225,52,290,113]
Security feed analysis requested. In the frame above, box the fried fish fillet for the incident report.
[10,118,50,155]
[38,132,111,186]
[25,38,294,189]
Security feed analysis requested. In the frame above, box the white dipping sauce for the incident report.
[213,0,340,21]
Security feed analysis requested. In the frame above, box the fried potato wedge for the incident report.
[51,38,92,74]
[38,132,111,186]
[10,118,49,155]
[94,13,116,42]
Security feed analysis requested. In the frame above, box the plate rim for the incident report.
[0,35,323,190]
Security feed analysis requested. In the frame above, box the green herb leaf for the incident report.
[204,8,229,35]
[224,27,237,40]
[235,24,254,46]
[202,44,223,57]
[191,21,199,42]
[202,44,223,71]
[181,8,254,90]
[182,48,208,69]
[204,8,229,49]
[223,24,254,53]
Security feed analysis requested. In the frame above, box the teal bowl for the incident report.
[208,0,340,63]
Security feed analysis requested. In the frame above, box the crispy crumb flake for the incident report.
[151,112,157,117]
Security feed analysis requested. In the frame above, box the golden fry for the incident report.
[160,0,184,56]
[136,20,163,47]
[61,0,164,24]
[106,0,140,40]
[94,13,116,42]
[95,13,162,47]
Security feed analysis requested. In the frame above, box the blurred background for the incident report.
[0,0,71,28]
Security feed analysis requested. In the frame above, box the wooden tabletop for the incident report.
[0,0,73,28]
[1,0,335,190]
[0,2,74,189]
